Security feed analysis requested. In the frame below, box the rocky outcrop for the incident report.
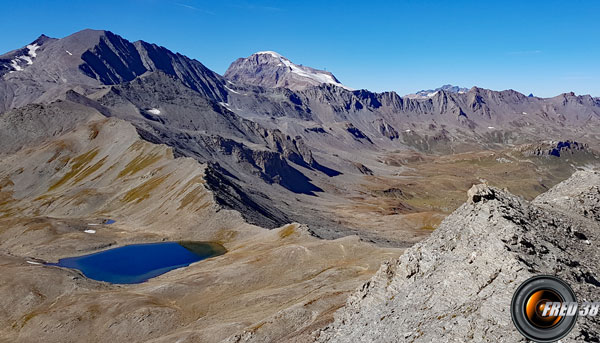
[345,123,372,143]
[316,171,600,342]
[202,135,323,195]
[518,140,592,157]
[354,163,374,176]
[203,163,292,228]
[374,119,399,140]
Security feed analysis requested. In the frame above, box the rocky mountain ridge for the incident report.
[316,171,600,342]
[3,29,600,155]
[0,29,227,113]
[404,84,469,99]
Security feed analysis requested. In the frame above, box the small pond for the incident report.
[48,241,226,284]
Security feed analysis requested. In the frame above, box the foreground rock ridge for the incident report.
[316,171,600,342]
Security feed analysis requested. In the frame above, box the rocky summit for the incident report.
[224,51,350,91]
[316,171,600,342]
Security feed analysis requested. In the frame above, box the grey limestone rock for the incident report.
[316,171,600,342]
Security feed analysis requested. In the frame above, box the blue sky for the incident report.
[1,0,598,97]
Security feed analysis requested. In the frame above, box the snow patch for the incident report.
[427,91,438,97]
[487,126,495,129]
[405,129,412,132]
[10,59,22,71]
[26,44,39,58]
[147,108,161,115]
[8,44,40,71]
[66,50,73,56]
[26,261,42,265]
[84,229,96,234]
[224,85,241,95]
[87,223,100,226]
[522,112,527,115]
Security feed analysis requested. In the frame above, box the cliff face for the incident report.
[316,171,600,343]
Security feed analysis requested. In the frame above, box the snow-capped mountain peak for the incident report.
[225,51,352,91]
[405,84,469,99]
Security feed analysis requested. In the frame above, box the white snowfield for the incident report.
[256,51,352,90]
[147,108,161,115]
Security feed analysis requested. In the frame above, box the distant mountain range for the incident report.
[1,29,600,235]
[404,84,470,99]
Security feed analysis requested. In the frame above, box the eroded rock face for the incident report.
[316,171,600,343]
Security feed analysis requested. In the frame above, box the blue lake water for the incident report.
[48,241,226,284]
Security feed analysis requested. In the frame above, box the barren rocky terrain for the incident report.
[316,171,600,342]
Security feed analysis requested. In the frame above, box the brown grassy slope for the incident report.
[0,117,396,343]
